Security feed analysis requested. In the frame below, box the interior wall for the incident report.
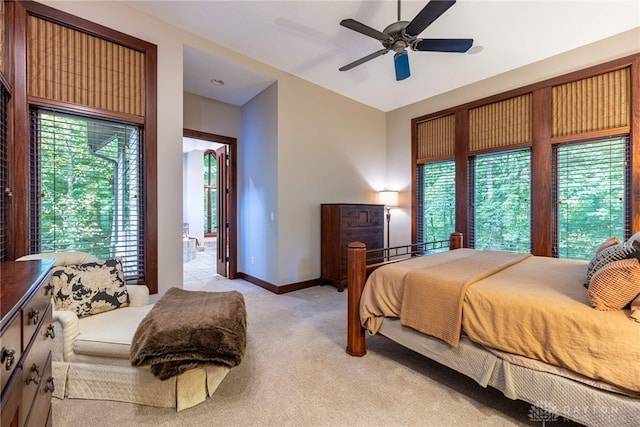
[277,76,386,285]
[385,28,640,247]
[240,83,279,282]
[184,92,242,138]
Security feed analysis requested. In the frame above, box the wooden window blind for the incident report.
[417,160,456,243]
[29,108,145,284]
[27,16,145,117]
[552,68,630,139]
[0,83,8,261]
[468,94,532,153]
[469,149,531,252]
[552,136,630,260]
[415,114,455,162]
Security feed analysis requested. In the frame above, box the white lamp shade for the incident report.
[379,190,399,207]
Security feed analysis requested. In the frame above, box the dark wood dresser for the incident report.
[1,259,55,427]
[321,204,384,291]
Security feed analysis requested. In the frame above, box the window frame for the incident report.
[411,55,640,256]
[10,1,158,292]
[552,135,631,259]
[468,148,532,252]
[416,159,456,245]
[30,108,146,282]
[204,150,217,237]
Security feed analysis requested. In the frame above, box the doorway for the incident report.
[182,129,237,281]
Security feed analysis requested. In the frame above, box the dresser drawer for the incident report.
[24,352,53,427]
[22,284,52,349]
[0,365,22,427]
[342,228,383,241]
[341,207,384,227]
[1,311,23,394]
[21,304,52,427]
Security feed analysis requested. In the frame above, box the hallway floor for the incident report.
[183,237,226,289]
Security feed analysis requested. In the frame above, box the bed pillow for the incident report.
[51,257,130,317]
[595,237,619,256]
[584,239,640,288]
[630,294,640,322]
[588,258,640,311]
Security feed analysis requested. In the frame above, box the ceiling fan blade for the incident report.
[339,48,390,71]
[413,38,473,52]
[340,19,392,42]
[404,0,456,36]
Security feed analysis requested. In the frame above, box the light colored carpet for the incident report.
[52,278,580,427]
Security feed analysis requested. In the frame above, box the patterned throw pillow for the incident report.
[584,240,640,288]
[589,259,640,311]
[51,258,130,317]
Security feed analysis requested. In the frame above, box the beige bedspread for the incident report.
[401,250,530,347]
[360,249,640,393]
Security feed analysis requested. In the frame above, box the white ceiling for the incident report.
[122,0,640,112]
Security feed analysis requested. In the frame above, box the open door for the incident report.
[216,145,228,276]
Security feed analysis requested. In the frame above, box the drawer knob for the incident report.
[29,308,40,325]
[45,324,56,339]
[26,363,41,385]
[44,283,55,296]
[1,347,15,370]
[45,376,55,393]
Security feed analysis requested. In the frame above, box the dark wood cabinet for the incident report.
[1,260,55,427]
[321,204,384,291]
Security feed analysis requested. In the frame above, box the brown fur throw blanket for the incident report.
[130,287,247,380]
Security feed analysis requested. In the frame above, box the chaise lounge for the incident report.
[18,252,231,411]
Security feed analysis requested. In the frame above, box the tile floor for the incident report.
[182,237,227,288]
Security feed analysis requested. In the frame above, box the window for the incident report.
[30,109,145,283]
[553,136,630,260]
[470,149,531,252]
[204,151,217,236]
[417,160,456,243]
[0,84,8,261]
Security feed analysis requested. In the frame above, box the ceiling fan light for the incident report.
[394,50,410,81]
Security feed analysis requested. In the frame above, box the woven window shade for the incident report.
[469,94,532,153]
[552,68,630,138]
[27,16,145,117]
[416,114,455,161]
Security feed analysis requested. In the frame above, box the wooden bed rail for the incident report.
[346,232,463,356]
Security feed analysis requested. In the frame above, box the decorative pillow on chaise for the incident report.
[595,237,619,256]
[588,258,640,311]
[584,239,640,288]
[51,257,130,317]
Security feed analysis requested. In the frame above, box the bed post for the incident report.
[449,232,463,250]
[346,241,367,356]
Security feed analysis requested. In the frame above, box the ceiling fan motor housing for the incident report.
[382,21,416,53]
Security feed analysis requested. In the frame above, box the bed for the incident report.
[345,234,640,427]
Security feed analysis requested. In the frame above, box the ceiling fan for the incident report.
[339,0,473,81]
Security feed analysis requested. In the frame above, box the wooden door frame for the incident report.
[183,128,238,279]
